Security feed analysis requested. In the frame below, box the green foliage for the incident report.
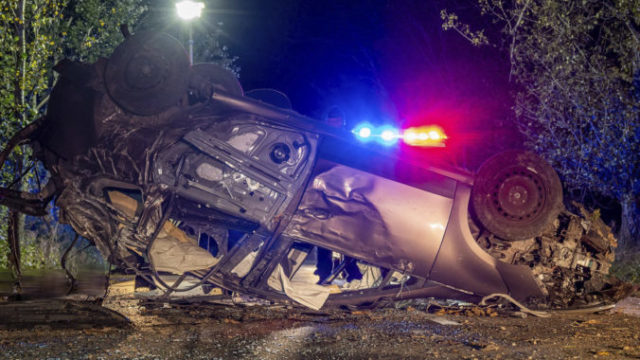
[0,217,8,269]
[440,9,489,46]
[0,206,107,272]
[60,0,147,63]
[0,0,146,131]
[191,23,240,76]
[442,0,640,245]
[0,0,65,129]
[0,0,145,274]
[611,250,640,284]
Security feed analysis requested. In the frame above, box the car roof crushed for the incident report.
[0,31,634,312]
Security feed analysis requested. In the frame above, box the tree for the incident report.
[0,0,146,294]
[442,0,640,245]
[1,0,64,294]
[1,0,241,295]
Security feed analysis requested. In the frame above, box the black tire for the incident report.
[471,150,563,240]
[105,32,189,116]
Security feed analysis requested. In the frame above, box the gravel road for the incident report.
[1,295,640,359]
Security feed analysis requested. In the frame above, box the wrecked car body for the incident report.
[0,32,631,311]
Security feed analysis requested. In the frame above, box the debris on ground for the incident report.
[1,296,639,359]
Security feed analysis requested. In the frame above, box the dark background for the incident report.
[155,0,523,168]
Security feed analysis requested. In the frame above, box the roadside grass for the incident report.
[611,247,640,286]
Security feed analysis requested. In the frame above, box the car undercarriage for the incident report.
[0,31,633,311]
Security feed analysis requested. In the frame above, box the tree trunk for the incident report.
[7,208,22,297]
[7,157,24,297]
[619,195,640,249]
[16,0,26,124]
[6,0,27,299]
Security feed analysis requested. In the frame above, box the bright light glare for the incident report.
[402,126,447,147]
[378,126,399,145]
[428,130,441,140]
[358,127,372,138]
[353,123,375,142]
[380,130,396,141]
[176,1,204,20]
[351,123,402,146]
[405,132,417,141]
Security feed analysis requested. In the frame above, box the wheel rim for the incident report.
[124,53,169,90]
[490,168,545,225]
[471,150,563,240]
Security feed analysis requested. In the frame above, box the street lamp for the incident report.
[176,0,204,65]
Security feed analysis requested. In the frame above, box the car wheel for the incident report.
[471,150,563,240]
[105,32,190,116]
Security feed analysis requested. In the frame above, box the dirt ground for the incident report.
[1,295,640,360]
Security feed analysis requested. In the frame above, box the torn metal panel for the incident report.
[284,161,452,277]
[154,116,318,230]
[107,190,220,275]
[231,248,261,278]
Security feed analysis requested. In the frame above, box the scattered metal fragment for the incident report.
[426,316,461,326]
[480,293,550,318]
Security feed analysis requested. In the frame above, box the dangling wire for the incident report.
[395,270,408,298]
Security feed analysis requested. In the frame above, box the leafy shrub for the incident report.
[611,249,640,285]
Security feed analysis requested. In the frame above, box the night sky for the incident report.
[188,0,522,166]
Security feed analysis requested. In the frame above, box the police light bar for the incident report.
[352,123,447,147]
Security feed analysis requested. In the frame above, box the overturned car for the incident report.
[1,32,631,310]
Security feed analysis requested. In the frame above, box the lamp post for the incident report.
[176,0,205,65]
